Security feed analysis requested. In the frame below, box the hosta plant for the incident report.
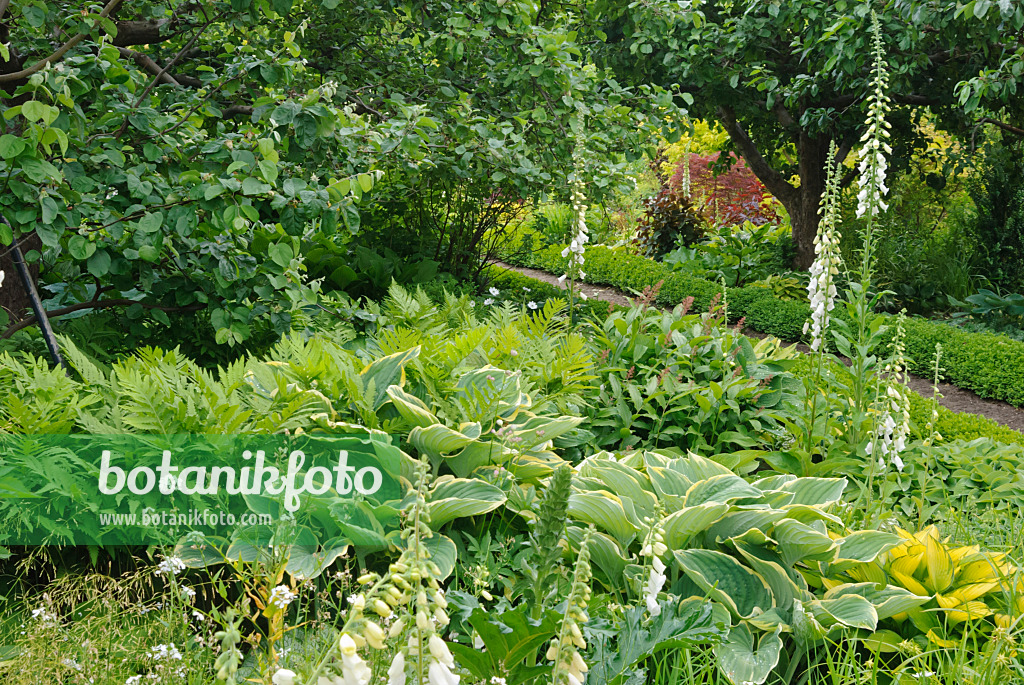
[553,450,928,684]
[585,301,801,457]
[825,525,1023,650]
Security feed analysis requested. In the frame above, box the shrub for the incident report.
[633,184,706,258]
[670,152,779,227]
[968,142,1024,292]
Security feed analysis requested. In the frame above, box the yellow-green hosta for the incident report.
[825,525,1022,639]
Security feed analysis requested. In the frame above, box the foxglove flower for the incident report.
[855,13,893,223]
[338,634,372,685]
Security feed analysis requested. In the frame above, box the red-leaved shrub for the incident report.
[670,153,778,227]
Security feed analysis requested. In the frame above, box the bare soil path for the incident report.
[495,261,1024,433]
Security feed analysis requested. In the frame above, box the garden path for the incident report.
[494,261,1024,433]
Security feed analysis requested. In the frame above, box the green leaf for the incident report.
[590,598,727,685]
[269,242,293,267]
[357,172,374,193]
[674,549,773,619]
[68,235,96,260]
[87,250,111,277]
[427,477,506,527]
[423,533,456,579]
[359,346,420,410]
[713,624,782,685]
[0,135,26,159]
[568,491,638,547]
[449,604,560,685]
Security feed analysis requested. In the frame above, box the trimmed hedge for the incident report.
[500,239,1024,408]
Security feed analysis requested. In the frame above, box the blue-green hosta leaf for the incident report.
[685,474,764,506]
[453,367,530,422]
[674,549,773,619]
[568,491,639,547]
[772,519,836,567]
[713,623,782,685]
[805,594,878,631]
[823,583,930,621]
[385,385,438,427]
[427,477,506,527]
[360,346,420,410]
[776,477,847,506]
[661,502,730,548]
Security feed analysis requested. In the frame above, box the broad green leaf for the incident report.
[568,490,638,547]
[427,477,506,527]
[661,502,730,548]
[823,583,930,621]
[805,594,878,631]
[385,385,439,427]
[776,477,847,506]
[685,474,763,506]
[713,623,782,685]
[772,519,835,567]
[675,549,773,619]
[360,347,420,410]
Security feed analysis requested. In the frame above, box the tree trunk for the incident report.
[789,132,830,270]
[0,231,42,325]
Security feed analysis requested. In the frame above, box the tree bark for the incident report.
[717,106,833,270]
[0,231,42,323]
[790,131,831,270]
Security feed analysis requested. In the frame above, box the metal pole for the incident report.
[2,218,70,375]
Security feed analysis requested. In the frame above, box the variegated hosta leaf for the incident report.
[427,477,506,528]
[829,530,904,571]
[804,594,878,631]
[566,525,628,589]
[385,385,438,427]
[713,623,782,685]
[568,490,639,547]
[772,519,836,567]
[504,415,584,450]
[359,346,420,411]
[675,549,773,620]
[661,503,730,548]
[684,474,763,507]
[773,477,847,507]
[408,423,478,461]
[822,583,931,621]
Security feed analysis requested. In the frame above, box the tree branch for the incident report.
[2,299,206,339]
[717,105,798,204]
[116,47,180,86]
[113,18,176,47]
[979,116,1024,138]
[0,0,123,83]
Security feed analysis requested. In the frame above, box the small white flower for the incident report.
[509,349,518,357]
[484,298,494,305]
[155,556,186,576]
[527,301,538,310]
[268,585,297,609]
[0,270,5,288]
[180,586,196,601]
[523,286,530,292]
[489,287,500,297]
[126,677,143,685]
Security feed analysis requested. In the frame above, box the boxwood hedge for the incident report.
[499,238,1024,408]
